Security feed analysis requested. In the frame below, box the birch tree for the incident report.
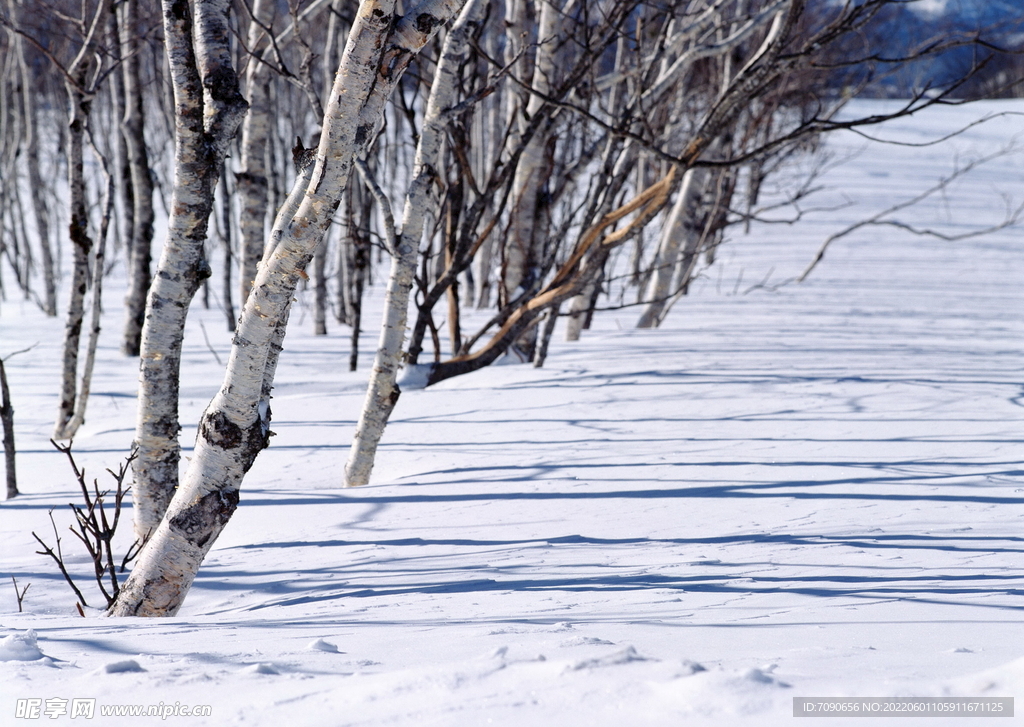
[344,0,485,488]
[13,0,57,318]
[501,0,560,319]
[6,0,116,441]
[235,0,274,307]
[130,0,248,541]
[111,0,467,617]
[119,0,156,357]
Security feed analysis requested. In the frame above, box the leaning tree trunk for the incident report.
[120,0,156,356]
[110,0,466,617]
[343,0,484,488]
[500,0,560,358]
[563,43,630,344]
[131,0,248,542]
[635,166,709,328]
[426,169,677,386]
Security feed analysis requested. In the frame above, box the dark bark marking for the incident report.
[198,409,270,473]
[235,171,269,187]
[168,488,240,547]
[354,123,373,147]
[167,0,190,22]
[196,257,212,282]
[414,13,442,35]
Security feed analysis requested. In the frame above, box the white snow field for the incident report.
[2,100,1024,726]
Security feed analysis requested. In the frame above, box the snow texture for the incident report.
[2,100,1024,725]
[0,630,43,661]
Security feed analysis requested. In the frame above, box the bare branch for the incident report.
[799,146,1022,282]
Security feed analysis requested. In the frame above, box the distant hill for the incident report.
[841,0,1024,98]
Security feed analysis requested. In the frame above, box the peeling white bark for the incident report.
[61,155,114,439]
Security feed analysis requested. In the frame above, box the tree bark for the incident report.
[500,0,560,358]
[53,72,94,440]
[131,0,248,542]
[235,0,273,306]
[532,302,559,368]
[111,0,465,616]
[312,239,328,336]
[0,356,17,499]
[14,0,57,317]
[218,165,236,331]
[426,168,677,386]
[636,167,709,328]
[120,0,156,356]
[60,153,115,439]
[106,0,133,284]
[344,0,484,488]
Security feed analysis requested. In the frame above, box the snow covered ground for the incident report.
[2,100,1024,725]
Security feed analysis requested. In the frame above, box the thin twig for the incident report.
[33,510,89,609]
[12,576,29,613]
[798,145,1022,282]
[355,158,397,256]
[199,320,224,366]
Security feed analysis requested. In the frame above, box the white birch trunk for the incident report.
[120,0,156,357]
[501,0,560,314]
[344,0,484,488]
[111,0,465,617]
[563,33,628,343]
[236,0,273,306]
[53,73,94,440]
[131,0,248,541]
[473,18,504,309]
[636,167,707,328]
[47,2,107,434]
[62,157,114,438]
[14,0,57,317]
[312,239,328,335]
